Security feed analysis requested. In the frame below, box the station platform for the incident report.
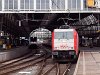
[74,47,100,75]
[0,46,31,62]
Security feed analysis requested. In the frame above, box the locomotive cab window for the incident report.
[54,31,73,39]
[30,37,37,42]
[54,32,64,39]
[65,31,73,39]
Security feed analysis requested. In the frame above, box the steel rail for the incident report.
[42,63,57,75]
[62,63,71,75]
[0,56,45,75]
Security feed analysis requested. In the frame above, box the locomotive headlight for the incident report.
[71,47,73,49]
[54,47,57,50]
[52,52,58,55]
[68,47,73,50]
[69,51,75,55]
[54,47,59,50]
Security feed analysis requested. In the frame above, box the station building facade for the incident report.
[0,0,100,13]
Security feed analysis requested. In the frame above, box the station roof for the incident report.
[0,13,100,38]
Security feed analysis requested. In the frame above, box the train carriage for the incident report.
[29,28,51,49]
[52,29,79,62]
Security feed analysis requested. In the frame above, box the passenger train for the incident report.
[29,28,51,49]
[52,28,79,62]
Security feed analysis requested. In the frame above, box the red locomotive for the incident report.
[52,28,79,62]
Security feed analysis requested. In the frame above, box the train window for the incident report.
[55,32,64,39]
[55,32,73,39]
[30,37,37,42]
[64,32,73,39]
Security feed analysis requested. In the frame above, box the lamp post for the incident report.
[0,16,3,49]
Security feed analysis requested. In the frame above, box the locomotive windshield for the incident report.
[55,31,73,39]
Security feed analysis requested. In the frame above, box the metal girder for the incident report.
[13,14,30,37]
[0,14,22,36]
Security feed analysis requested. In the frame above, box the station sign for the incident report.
[87,0,95,7]
[87,0,100,8]
[96,30,100,32]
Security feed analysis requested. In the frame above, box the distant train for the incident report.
[29,28,51,49]
[52,28,79,62]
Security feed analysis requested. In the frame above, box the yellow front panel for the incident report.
[87,0,94,7]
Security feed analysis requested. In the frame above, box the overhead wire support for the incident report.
[50,0,77,26]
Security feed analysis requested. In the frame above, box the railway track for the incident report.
[36,61,71,75]
[0,55,44,75]
[34,45,72,75]
[0,47,50,75]
[0,50,36,68]
[0,45,72,75]
[56,63,71,75]
[0,46,47,69]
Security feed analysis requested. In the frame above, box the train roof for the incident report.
[59,25,71,29]
[54,29,74,32]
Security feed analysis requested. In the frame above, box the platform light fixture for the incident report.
[0,31,4,36]
[82,36,84,39]
[19,21,21,26]
[19,71,31,74]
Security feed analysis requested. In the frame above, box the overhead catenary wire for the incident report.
[50,0,80,26]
